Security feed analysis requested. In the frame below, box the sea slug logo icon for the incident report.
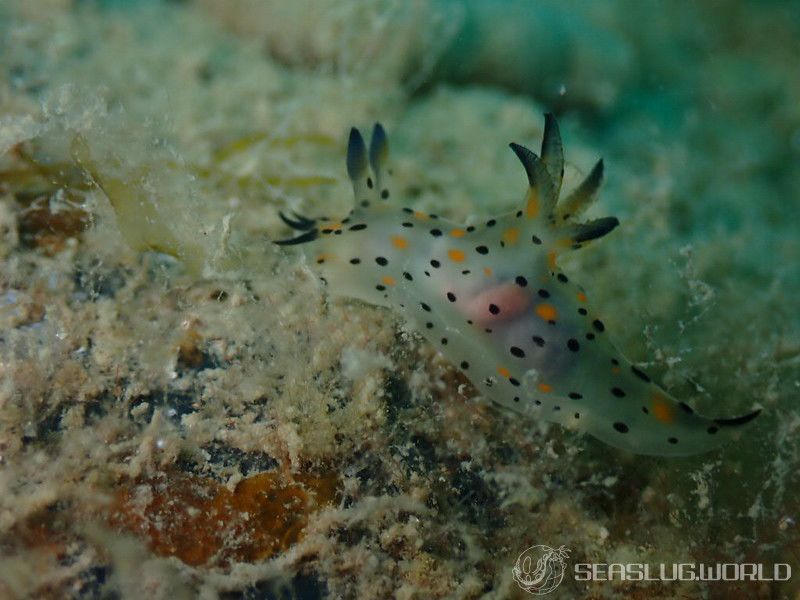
[513,545,570,595]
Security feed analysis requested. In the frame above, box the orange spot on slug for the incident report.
[577,292,587,303]
[535,303,558,322]
[526,189,540,218]
[497,366,510,378]
[450,228,466,238]
[381,276,396,286]
[547,251,558,271]
[651,393,675,424]
[537,383,553,393]
[448,249,466,262]
[502,228,520,244]
[391,235,408,249]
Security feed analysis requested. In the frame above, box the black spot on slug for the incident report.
[631,366,651,382]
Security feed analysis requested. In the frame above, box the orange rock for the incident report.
[16,193,91,254]
[109,469,338,566]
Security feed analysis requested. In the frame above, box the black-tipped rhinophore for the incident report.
[714,409,762,427]
[509,141,557,213]
[509,142,555,197]
[508,142,539,185]
[346,127,368,182]
[558,159,604,221]
[540,113,564,195]
[274,229,318,246]
[509,114,615,246]
[368,123,388,178]
[346,123,393,203]
[572,216,620,244]
[279,210,316,231]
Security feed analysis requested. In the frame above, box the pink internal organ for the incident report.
[458,282,532,326]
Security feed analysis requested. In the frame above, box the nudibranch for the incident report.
[276,114,759,456]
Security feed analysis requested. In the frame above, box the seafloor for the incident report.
[0,1,798,599]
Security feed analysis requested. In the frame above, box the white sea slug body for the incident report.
[276,114,760,456]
